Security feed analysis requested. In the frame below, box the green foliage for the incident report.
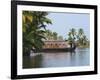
[77,28,89,46]
[67,28,89,48]
[52,32,58,40]
[44,29,63,40]
[68,28,77,44]
[44,30,53,40]
[23,11,52,54]
[58,36,63,40]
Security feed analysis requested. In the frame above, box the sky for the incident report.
[46,12,90,40]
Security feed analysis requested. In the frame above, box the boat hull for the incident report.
[32,48,75,53]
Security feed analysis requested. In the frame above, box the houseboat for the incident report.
[32,40,76,52]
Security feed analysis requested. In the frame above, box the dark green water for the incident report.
[23,48,90,69]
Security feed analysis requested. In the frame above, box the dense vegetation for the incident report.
[22,11,52,55]
[67,28,89,48]
[44,29,63,40]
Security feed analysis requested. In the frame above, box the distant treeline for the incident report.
[67,28,89,48]
[44,28,90,48]
[44,29,63,41]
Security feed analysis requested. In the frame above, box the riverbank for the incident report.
[77,45,90,48]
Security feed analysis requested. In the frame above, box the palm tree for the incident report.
[58,36,63,40]
[67,28,89,48]
[22,11,52,55]
[77,28,89,47]
[77,28,85,45]
[81,35,88,45]
[52,32,58,40]
[68,28,76,48]
[68,32,73,48]
[70,28,76,40]
[77,28,84,39]
[23,23,46,54]
[22,11,33,32]
[45,30,53,40]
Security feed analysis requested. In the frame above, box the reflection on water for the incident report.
[23,48,90,68]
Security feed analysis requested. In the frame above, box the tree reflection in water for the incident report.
[23,54,43,68]
[23,48,89,68]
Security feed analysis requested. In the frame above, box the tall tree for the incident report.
[81,35,88,45]
[70,28,76,40]
[77,28,88,46]
[45,30,53,40]
[52,32,58,40]
[23,11,52,55]
[58,36,63,40]
[77,28,84,40]
[68,28,77,48]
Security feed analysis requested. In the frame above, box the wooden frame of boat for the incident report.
[32,40,76,52]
